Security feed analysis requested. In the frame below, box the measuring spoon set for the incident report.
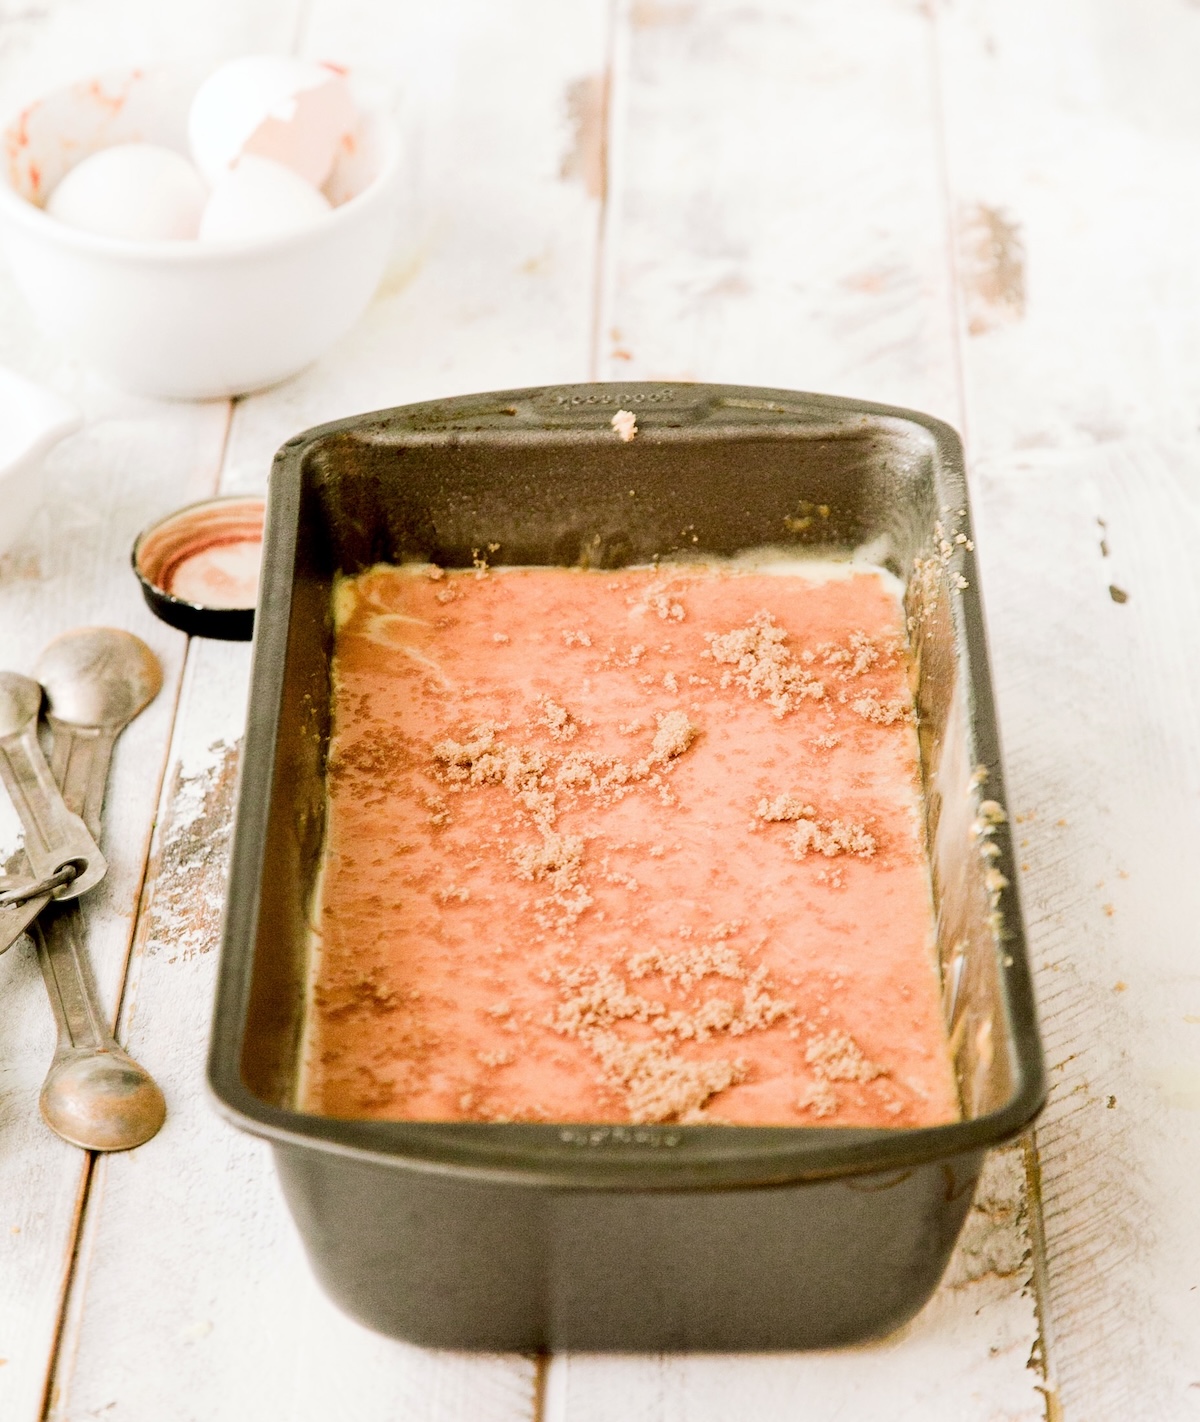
[0,628,166,1151]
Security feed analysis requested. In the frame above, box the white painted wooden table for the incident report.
[2,2,1199,1418]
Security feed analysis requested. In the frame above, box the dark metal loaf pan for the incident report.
[208,382,1045,1352]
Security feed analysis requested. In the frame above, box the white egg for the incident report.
[45,143,207,241]
[188,56,357,190]
[198,153,331,242]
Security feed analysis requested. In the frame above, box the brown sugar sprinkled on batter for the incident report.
[757,794,816,823]
[797,1081,838,1118]
[649,709,697,762]
[303,562,959,1130]
[849,692,912,726]
[755,797,877,860]
[540,697,578,741]
[511,831,584,892]
[551,964,666,1034]
[788,818,877,860]
[815,630,901,677]
[544,941,796,1117]
[704,611,826,715]
[590,1035,744,1124]
[730,965,795,1033]
[805,1029,887,1083]
[432,725,554,822]
[629,580,686,622]
[626,940,746,989]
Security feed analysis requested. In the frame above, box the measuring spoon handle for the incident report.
[35,706,166,1149]
[0,720,106,898]
[34,905,115,1053]
[37,719,120,1054]
[46,719,119,843]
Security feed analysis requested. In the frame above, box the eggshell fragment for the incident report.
[198,153,331,242]
[188,56,357,190]
[46,143,207,241]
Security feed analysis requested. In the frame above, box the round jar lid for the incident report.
[132,495,265,641]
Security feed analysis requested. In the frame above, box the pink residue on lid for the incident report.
[164,536,261,608]
[135,495,264,611]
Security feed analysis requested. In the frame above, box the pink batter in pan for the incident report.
[301,562,960,1128]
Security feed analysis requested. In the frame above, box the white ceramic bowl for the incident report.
[0,66,402,400]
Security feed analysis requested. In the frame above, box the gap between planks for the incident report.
[587,0,621,382]
[531,1352,550,1422]
[32,1156,94,1422]
[927,0,972,453]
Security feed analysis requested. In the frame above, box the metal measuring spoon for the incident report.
[0,671,106,954]
[32,629,166,1151]
[0,670,106,894]
[37,628,163,843]
[0,863,78,956]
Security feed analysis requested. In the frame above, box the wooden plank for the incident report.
[49,2,608,1416]
[544,0,1050,1415]
[594,0,961,425]
[0,283,232,1422]
[968,443,1200,1420]
[937,2,1200,1415]
[0,4,307,1418]
[935,0,1200,458]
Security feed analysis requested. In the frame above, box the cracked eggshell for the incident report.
[199,153,331,242]
[188,55,357,190]
[46,142,207,241]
